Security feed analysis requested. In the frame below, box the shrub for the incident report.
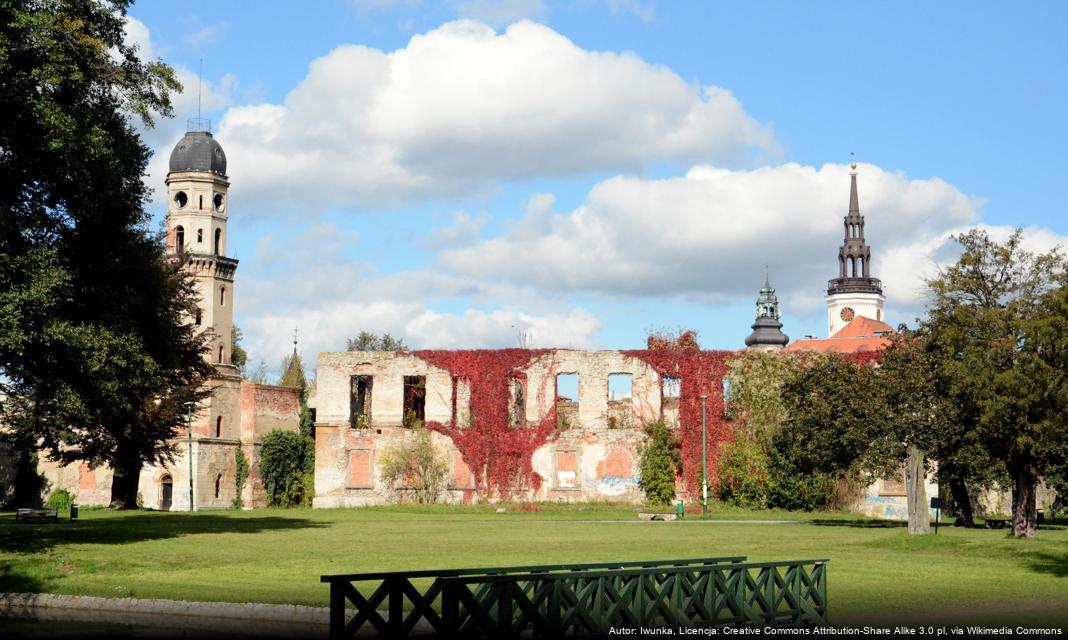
[46,488,74,513]
[717,435,770,509]
[638,420,681,506]
[259,430,314,507]
[233,448,250,509]
[379,426,449,503]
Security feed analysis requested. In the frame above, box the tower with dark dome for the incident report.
[744,272,789,350]
[166,119,237,372]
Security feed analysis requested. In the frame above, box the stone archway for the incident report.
[160,474,173,511]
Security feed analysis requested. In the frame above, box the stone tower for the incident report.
[165,119,241,446]
[166,120,238,371]
[744,272,789,350]
[825,163,885,336]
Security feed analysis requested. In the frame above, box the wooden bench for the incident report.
[15,508,59,524]
[985,518,1008,529]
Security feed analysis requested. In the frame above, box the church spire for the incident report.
[827,160,881,295]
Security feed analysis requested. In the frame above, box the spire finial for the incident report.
[292,326,299,353]
[764,265,770,288]
[849,151,857,174]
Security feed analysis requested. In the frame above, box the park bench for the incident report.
[322,555,829,638]
[15,508,59,524]
[985,518,1008,529]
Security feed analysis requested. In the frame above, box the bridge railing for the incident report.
[321,556,747,638]
[439,559,829,636]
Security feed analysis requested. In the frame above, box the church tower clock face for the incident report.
[840,307,856,322]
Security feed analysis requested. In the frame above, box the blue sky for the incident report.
[127,1,1068,375]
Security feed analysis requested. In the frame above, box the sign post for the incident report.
[930,497,945,535]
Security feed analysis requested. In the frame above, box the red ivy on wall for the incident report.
[411,349,555,499]
[623,347,734,494]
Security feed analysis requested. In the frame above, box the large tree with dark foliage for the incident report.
[924,229,1067,538]
[0,0,210,508]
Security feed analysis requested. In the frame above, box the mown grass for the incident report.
[0,504,1065,625]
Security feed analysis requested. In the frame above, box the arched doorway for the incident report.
[160,474,173,511]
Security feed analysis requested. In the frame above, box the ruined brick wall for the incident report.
[313,349,699,506]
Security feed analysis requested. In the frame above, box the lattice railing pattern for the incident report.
[323,557,827,638]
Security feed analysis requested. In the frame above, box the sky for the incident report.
[126,0,1068,377]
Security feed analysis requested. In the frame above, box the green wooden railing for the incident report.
[321,556,746,638]
[440,560,829,636]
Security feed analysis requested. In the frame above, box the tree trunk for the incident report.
[12,447,45,508]
[947,475,974,527]
[905,445,930,535]
[1010,462,1038,539]
[109,445,143,509]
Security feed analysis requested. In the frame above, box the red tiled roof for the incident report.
[785,315,895,354]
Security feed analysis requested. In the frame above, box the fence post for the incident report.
[441,580,459,639]
[329,580,345,640]
[388,577,404,637]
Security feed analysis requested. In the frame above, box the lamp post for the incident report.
[184,401,194,512]
[700,394,708,517]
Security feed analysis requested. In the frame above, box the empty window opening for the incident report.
[214,474,222,499]
[858,255,865,276]
[215,416,222,438]
[217,344,224,363]
[555,373,579,429]
[350,375,373,428]
[608,373,633,401]
[175,226,185,253]
[219,285,225,306]
[607,373,634,429]
[194,309,202,326]
[199,194,204,210]
[214,193,224,210]
[173,191,188,209]
[214,228,221,255]
[403,376,426,427]
[849,255,857,277]
[197,228,203,243]
[450,375,459,426]
[662,376,681,399]
[510,378,525,428]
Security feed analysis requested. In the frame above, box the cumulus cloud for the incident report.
[439,162,1012,318]
[234,223,603,374]
[208,19,776,212]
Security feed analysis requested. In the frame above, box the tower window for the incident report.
[197,228,203,243]
[199,194,204,210]
[214,228,221,255]
[195,310,202,326]
[175,226,185,254]
[218,344,225,363]
[214,193,224,210]
[219,285,225,306]
[174,191,188,208]
[214,474,222,499]
[215,416,223,438]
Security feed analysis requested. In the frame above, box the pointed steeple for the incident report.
[745,271,789,350]
[827,160,882,295]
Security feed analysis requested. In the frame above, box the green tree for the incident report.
[346,331,407,351]
[231,325,248,371]
[638,420,681,506]
[279,350,306,391]
[0,0,202,508]
[378,426,449,504]
[925,229,1067,538]
[259,430,314,507]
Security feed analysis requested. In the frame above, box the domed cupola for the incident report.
[169,127,227,176]
[744,271,789,350]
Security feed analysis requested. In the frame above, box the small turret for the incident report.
[744,271,789,350]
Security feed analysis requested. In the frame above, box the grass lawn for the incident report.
[1,504,1065,626]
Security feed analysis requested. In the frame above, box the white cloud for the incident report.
[208,19,775,212]
[439,162,1037,321]
[233,223,602,375]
